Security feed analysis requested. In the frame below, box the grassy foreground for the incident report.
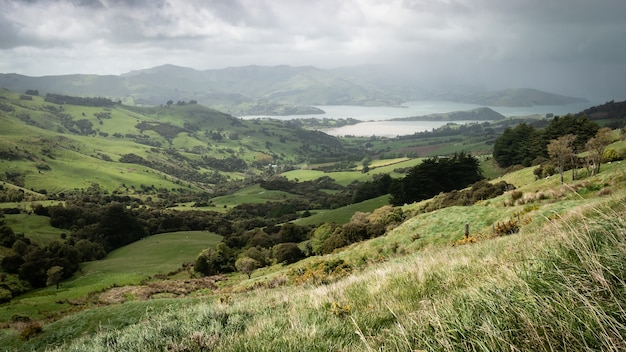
[3,162,621,351]
[32,198,625,352]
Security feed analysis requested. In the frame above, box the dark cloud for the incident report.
[0,0,624,100]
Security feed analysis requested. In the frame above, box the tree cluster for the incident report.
[493,114,599,169]
[389,152,483,206]
[0,217,103,295]
[194,205,406,278]
[44,93,115,107]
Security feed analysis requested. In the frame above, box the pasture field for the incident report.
[2,214,66,247]
[207,184,298,211]
[0,231,222,324]
[78,231,222,276]
[295,195,391,226]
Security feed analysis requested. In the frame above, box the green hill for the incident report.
[1,87,625,351]
[0,89,350,197]
[0,65,588,116]
[392,106,506,121]
[2,155,625,351]
[429,87,588,107]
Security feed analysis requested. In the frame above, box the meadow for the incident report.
[0,231,222,328]
[1,157,624,351]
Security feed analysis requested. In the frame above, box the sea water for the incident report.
[242,100,596,137]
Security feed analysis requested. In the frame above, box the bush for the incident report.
[321,233,348,254]
[602,148,621,162]
[494,219,520,236]
[194,248,222,276]
[0,287,12,302]
[19,322,42,340]
[273,243,304,265]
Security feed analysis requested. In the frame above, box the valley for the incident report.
[0,86,625,351]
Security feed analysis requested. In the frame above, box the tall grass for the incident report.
[43,199,626,351]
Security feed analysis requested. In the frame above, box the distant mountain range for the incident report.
[0,64,588,116]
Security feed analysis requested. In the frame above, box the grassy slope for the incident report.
[295,195,391,226]
[2,157,624,351]
[0,91,353,195]
[0,231,222,326]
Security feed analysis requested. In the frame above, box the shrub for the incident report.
[494,219,520,236]
[19,322,42,340]
[194,248,222,276]
[291,259,352,286]
[0,287,12,302]
[602,148,621,162]
[235,257,260,279]
[273,243,304,265]
[321,233,348,255]
[330,301,351,317]
[509,190,523,202]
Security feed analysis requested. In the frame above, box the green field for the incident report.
[1,160,623,351]
[295,195,391,225]
[207,184,297,211]
[79,231,222,276]
[0,231,222,324]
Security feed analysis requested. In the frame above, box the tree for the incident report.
[543,114,599,151]
[586,127,613,175]
[547,134,575,183]
[361,156,371,173]
[194,248,222,276]
[310,223,337,255]
[235,257,260,279]
[389,152,483,205]
[493,124,539,168]
[1,254,24,274]
[273,243,304,264]
[11,239,29,256]
[94,202,147,251]
[46,266,63,289]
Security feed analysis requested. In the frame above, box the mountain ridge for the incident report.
[0,65,588,116]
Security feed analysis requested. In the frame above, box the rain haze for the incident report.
[1,0,625,101]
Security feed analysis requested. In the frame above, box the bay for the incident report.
[321,120,478,137]
[242,100,596,137]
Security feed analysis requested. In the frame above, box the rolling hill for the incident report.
[2,145,625,351]
[0,65,587,116]
[391,106,506,121]
[0,88,351,196]
[0,79,624,350]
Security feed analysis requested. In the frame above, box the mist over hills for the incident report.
[0,65,587,116]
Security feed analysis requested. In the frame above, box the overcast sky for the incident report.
[1,0,625,101]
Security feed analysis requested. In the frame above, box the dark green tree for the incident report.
[194,248,222,276]
[273,243,304,264]
[46,266,64,289]
[390,152,483,205]
[493,123,540,167]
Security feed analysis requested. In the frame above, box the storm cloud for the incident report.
[0,0,625,100]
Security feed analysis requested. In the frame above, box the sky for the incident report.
[0,0,625,101]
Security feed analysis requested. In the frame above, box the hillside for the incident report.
[0,65,587,116]
[429,87,588,107]
[0,88,351,197]
[0,87,625,349]
[2,147,625,351]
[577,99,626,127]
[391,106,506,121]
